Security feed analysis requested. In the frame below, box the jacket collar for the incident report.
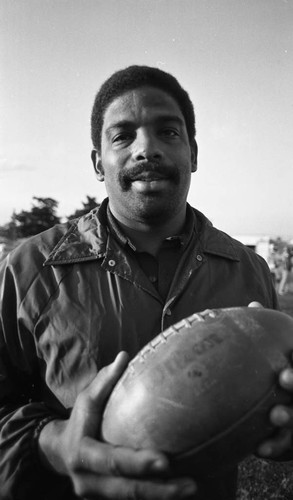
[44,199,109,265]
[197,213,240,262]
[44,199,240,266]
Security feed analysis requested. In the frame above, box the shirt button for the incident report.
[196,254,203,261]
[149,276,157,283]
[108,259,116,267]
[165,308,172,316]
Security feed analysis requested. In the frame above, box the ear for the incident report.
[190,139,198,172]
[91,149,104,182]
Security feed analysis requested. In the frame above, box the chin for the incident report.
[134,199,179,224]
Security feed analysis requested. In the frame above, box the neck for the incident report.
[110,206,187,256]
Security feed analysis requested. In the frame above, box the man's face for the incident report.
[93,86,197,226]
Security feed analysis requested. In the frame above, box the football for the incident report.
[101,307,293,477]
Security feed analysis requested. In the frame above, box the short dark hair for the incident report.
[91,65,196,153]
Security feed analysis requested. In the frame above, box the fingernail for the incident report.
[281,369,293,386]
[248,301,263,308]
[277,408,290,424]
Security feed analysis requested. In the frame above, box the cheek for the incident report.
[101,153,116,178]
[103,165,125,196]
[104,170,118,190]
[172,147,192,166]
[102,148,126,171]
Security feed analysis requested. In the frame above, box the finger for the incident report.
[269,405,293,428]
[78,351,129,415]
[79,438,170,477]
[248,301,263,308]
[257,428,292,458]
[70,352,129,438]
[92,351,130,402]
[279,367,293,390]
[73,474,197,500]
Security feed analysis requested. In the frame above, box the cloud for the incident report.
[0,158,35,174]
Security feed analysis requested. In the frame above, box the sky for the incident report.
[1,0,293,239]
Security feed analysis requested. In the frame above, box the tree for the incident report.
[67,196,99,220]
[13,197,61,237]
[0,220,17,241]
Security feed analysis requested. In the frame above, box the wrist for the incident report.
[38,418,68,475]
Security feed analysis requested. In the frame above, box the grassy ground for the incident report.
[236,292,293,499]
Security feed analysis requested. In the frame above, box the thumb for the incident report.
[87,351,129,412]
[72,351,129,438]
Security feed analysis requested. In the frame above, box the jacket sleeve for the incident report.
[0,254,72,499]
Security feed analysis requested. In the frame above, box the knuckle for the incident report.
[66,452,79,472]
[106,451,122,476]
[66,445,84,473]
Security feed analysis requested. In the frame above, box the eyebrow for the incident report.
[105,115,185,134]
[106,120,135,133]
[157,115,185,126]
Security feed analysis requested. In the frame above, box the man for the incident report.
[0,65,293,500]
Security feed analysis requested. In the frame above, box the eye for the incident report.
[160,128,179,137]
[112,132,134,143]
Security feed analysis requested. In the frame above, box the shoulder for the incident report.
[192,207,267,266]
[0,203,107,288]
[0,222,75,308]
[192,206,275,282]
[190,207,278,308]
[5,221,74,269]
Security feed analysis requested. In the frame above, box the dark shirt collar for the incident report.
[106,203,195,253]
[44,199,241,266]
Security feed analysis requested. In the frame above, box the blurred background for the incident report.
[1,0,293,287]
[1,0,292,232]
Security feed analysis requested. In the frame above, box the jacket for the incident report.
[0,199,278,499]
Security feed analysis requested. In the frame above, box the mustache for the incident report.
[120,161,180,184]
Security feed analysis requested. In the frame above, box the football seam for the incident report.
[130,310,216,369]
[174,384,278,461]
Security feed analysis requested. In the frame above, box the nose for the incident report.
[132,130,162,162]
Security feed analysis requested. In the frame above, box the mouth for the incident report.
[119,162,180,191]
[132,172,169,182]
[131,177,173,194]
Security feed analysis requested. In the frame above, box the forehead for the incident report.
[102,86,185,131]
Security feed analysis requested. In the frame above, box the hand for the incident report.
[257,366,293,459]
[247,301,293,459]
[38,351,197,499]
